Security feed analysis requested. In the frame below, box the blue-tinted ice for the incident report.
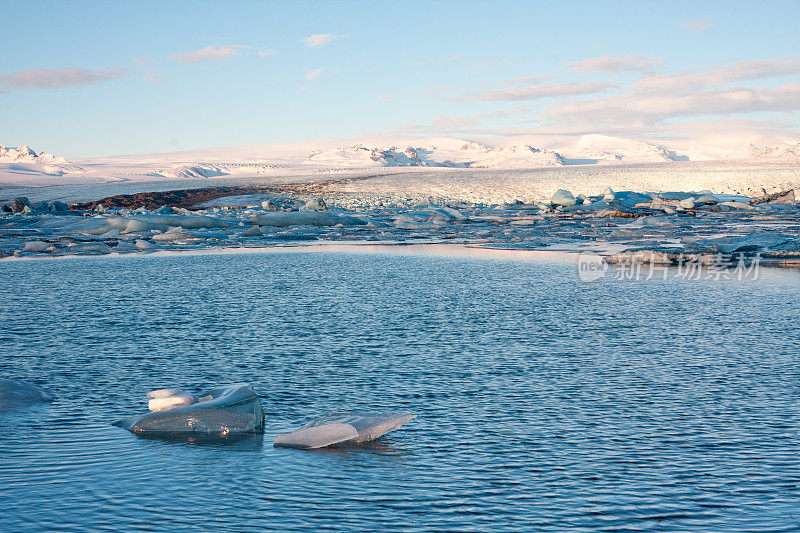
[115,383,264,436]
[0,378,53,410]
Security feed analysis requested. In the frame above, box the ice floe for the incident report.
[115,383,264,437]
[551,189,577,207]
[0,378,54,410]
[251,211,365,227]
[2,182,800,266]
[274,411,416,449]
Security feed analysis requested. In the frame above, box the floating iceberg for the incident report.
[0,378,53,410]
[610,191,653,207]
[104,214,232,234]
[550,189,576,207]
[687,233,794,254]
[146,388,197,412]
[301,197,327,211]
[274,411,415,449]
[115,383,264,437]
[251,211,366,227]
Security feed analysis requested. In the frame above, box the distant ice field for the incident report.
[3,160,800,263]
[2,160,798,207]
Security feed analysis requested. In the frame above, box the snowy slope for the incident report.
[0,145,84,177]
[748,142,800,160]
[576,135,688,163]
[4,135,799,190]
[304,138,565,169]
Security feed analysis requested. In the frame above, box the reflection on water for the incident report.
[126,431,266,449]
[2,249,800,531]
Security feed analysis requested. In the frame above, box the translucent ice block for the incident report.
[274,411,415,449]
[0,378,54,410]
[116,383,264,436]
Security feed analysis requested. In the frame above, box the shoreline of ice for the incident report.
[3,161,800,268]
[0,241,583,264]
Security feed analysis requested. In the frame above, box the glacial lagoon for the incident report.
[2,247,800,531]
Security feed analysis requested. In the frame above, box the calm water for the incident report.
[2,247,800,531]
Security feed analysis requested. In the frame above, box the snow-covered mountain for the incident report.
[748,141,800,160]
[304,138,565,169]
[0,145,83,176]
[7,135,800,188]
[575,135,689,163]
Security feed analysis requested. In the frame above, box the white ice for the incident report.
[273,412,416,449]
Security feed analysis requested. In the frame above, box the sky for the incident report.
[1,0,799,158]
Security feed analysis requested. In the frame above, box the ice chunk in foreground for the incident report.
[273,423,360,449]
[115,383,264,436]
[273,411,415,449]
[0,378,53,410]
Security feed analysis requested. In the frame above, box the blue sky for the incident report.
[1,0,799,157]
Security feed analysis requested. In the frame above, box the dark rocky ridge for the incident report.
[67,175,370,211]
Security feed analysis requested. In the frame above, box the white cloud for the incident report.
[548,84,800,125]
[168,45,247,63]
[681,18,713,31]
[635,58,800,90]
[302,33,346,49]
[258,48,277,58]
[567,55,664,73]
[447,81,614,102]
[377,94,395,100]
[0,67,124,90]
[306,67,325,81]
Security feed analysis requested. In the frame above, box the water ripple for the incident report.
[1,250,800,531]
